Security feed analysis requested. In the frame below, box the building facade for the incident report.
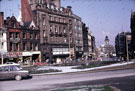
[21,0,83,63]
[82,23,96,60]
[99,36,115,58]
[131,11,135,58]
[0,12,7,64]
[4,15,41,65]
[115,32,132,61]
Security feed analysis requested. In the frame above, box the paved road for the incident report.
[0,68,135,91]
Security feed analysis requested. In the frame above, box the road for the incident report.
[0,68,135,91]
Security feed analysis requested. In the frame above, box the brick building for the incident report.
[21,0,83,63]
[4,15,41,65]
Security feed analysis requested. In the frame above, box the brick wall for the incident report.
[0,12,4,27]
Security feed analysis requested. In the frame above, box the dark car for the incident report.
[0,64,30,81]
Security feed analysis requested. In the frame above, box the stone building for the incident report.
[115,32,132,60]
[100,36,115,58]
[21,0,83,63]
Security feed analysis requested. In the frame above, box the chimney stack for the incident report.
[0,12,4,27]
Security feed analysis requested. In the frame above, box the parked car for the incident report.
[0,64,31,81]
[5,62,19,65]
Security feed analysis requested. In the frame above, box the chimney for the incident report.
[0,12,4,27]
[50,0,61,8]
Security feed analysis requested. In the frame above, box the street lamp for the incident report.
[126,35,131,63]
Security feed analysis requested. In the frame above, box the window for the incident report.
[59,27,61,33]
[30,33,33,39]
[35,43,38,50]
[54,17,56,21]
[63,18,65,23]
[69,20,72,25]
[0,67,2,72]
[11,21,16,28]
[35,33,38,39]
[0,32,3,37]
[16,43,19,51]
[1,42,3,48]
[15,33,19,38]
[55,26,58,33]
[50,25,53,32]
[50,16,53,21]
[35,0,40,4]
[23,33,26,39]
[10,43,13,51]
[63,27,66,33]
[10,33,13,38]
[42,16,46,25]
[64,37,67,43]
[30,43,33,51]
[23,43,26,51]
[3,66,9,71]
[10,66,20,71]
[43,30,46,37]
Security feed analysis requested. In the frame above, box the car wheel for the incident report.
[15,75,22,81]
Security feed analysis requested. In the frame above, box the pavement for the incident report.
[32,61,135,76]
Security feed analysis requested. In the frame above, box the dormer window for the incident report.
[11,21,16,28]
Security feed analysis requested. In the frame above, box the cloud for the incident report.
[17,10,22,22]
[102,31,115,37]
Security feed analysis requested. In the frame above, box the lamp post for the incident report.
[126,35,130,63]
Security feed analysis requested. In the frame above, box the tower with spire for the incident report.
[104,36,110,45]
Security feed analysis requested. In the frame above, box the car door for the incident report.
[8,66,18,78]
[0,66,10,79]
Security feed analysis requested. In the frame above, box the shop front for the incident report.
[7,51,41,65]
[52,47,70,64]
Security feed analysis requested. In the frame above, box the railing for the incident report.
[10,38,20,43]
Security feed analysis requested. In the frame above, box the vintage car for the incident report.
[0,64,31,81]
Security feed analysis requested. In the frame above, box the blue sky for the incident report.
[0,0,135,46]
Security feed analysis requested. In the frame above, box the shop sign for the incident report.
[8,52,22,57]
[9,29,20,32]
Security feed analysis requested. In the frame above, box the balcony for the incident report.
[10,38,20,43]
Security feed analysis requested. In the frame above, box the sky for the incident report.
[0,0,135,46]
